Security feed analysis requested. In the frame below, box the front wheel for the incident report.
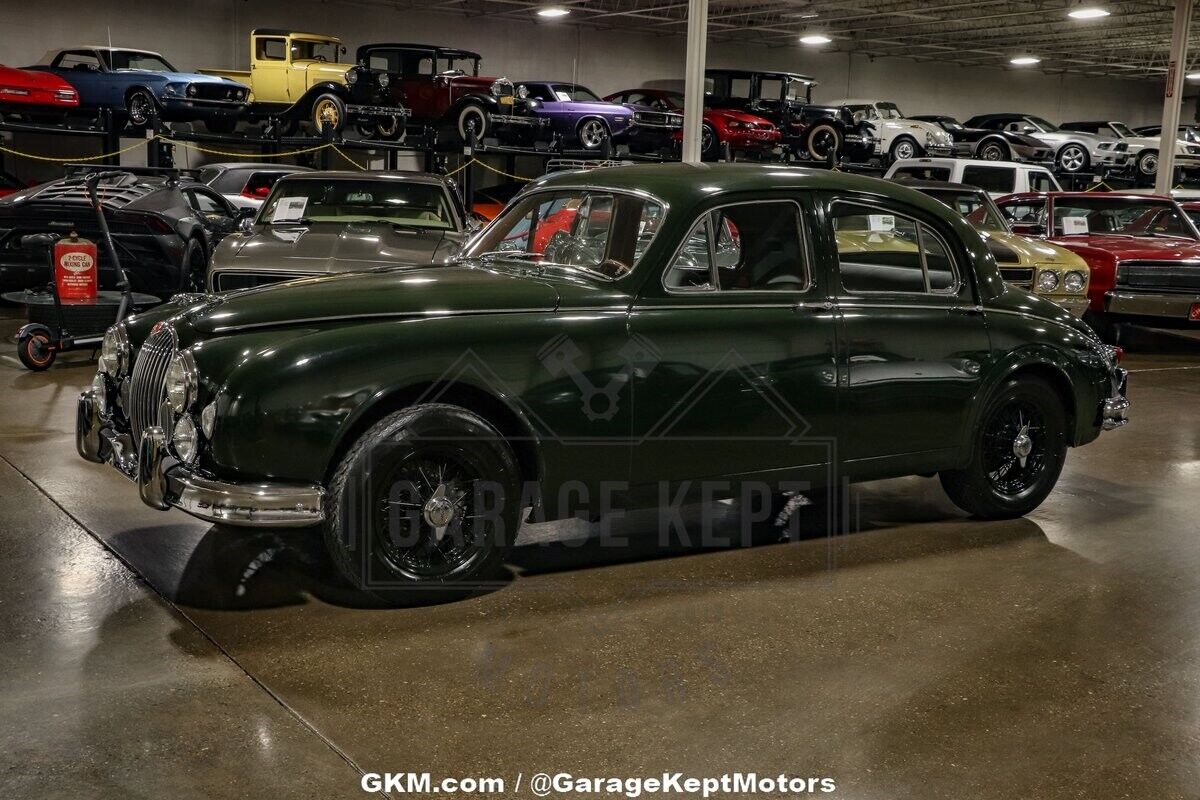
[323,404,522,605]
[310,94,346,134]
[1057,143,1090,174]
[125,89,158,128]
[1136,149,1159,181]
[806,122,841,161]
[577,117,609,151]
[17,325,56,371]
[178,237,209,294]
[889,136,922,163]
[977,139,1009,161]
[940,377,1068,519]
[456,103,490,143]
[700,124,720,161]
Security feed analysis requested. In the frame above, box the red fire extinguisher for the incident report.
[54,231,98,301]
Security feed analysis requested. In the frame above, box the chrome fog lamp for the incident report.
[1036,270,1060,293]
[172,414,198,464]
[164,351,198,413]
[91,372,109,416]
[98,324,130,377]
[200,401,217,439]
[1064,270,1086,293]
[378,72,390,88]
[346,68,359,84]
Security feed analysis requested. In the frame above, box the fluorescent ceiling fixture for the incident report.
[1068,5,1110,18]
[1187,72,1200,80]
[1010,55,1042,65]
[800,34,832,45]
[537,6,570,16]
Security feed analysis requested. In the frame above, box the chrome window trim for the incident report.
[830,199,963,298]
[661,198,813,296]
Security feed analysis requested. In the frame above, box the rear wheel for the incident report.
[940,377,1068,519]
[323,404,521,605]
[178,237,208,294]
[17,326,55,371]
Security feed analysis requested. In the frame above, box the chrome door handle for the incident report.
[951,304,984,314]
[794,300,835,312]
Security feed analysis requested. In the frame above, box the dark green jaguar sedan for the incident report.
[77,164,1129,602]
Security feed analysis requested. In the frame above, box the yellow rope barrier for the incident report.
[468,159,534,182]
[0,136,155,163]
[159,136,334,159]
[329,143,367,171]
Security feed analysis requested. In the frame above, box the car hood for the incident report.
[707,107,773,126]
[213,222,465,274]
[1049,234,1200,260]
[981,230,1088,267]
[880,118,952,144]
[182,264,564,336]
[118,69,244,86]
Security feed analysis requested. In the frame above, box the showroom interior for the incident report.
[2,0,1199,798]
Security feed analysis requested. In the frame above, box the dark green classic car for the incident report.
[77,164,1130,602]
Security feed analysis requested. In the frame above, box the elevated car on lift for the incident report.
[603,88,779,161]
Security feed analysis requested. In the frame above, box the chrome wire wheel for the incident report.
[372,448,491,581]
[578,118,608,150]
[126,90,155,126]
[981,400,1047,497]
[1058,144,1088,173]
[313,97,342,132]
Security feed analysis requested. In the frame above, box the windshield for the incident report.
[437,55,479,75]
[259,179,457,229]
[1108,122,1136,138]
[661,92,685,110]
[292,39,341,63]
[551,84,602,102]
[925,190,1007,232]
[1051,197,1197,239]
[109,51,176,72]
[877,102,905,119]
[462,189,664,280]
[1026,116,1058,132]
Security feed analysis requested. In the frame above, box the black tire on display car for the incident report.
[576,117,610,151]
[889,135,922,163]
[17,325,56,372]
[939,377,1068,519]
[1056,143,1090,174]
[806,122,841,161]
[375,116,402,141]
[1136,149,1159,184]
[178,237,208,295]
[701,124,720,161]
[125,89,158,128]
[323,404,521,605]
[310,93,346,135]
[977,138,1010,161]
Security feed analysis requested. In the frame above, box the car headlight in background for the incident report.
[517,84,529,100]
[172,414,198,464]
[91,372,109,416]
[378,72,389,88]
[1036,270,1061,293]
[98,325,130,377]
[345,68,359,84]
[164,351,197,413]
[1064,270,1086,293]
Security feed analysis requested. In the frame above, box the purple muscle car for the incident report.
[519,81,637,151]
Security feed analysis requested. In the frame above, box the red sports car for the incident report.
[0,64,78,112]
[996,191,1200,338]
[604,88,780,160]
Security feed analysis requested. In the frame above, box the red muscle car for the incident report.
[0,64,78,112]
[997,191,1200,338]
[604,88,780,160]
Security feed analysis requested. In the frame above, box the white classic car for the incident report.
[834,99,955,162]
[1060,120,1200,183]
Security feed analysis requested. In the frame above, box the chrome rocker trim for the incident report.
[77,389,326,528]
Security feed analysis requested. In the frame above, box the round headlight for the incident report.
[1036,270,1060,293]
[186,84,197,97]
[1064,270,1086,293]
[517,84,529,100]
[490,80,503,97]
[378,72,390,88]
[99,324,129,377]
[345,68,359,84]
[164,351,197,413]
[91,372,108,416]
[172,414,198,464]
[200,401,217,439]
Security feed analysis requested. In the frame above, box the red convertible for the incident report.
[604,88,780,160]
[997,191,1200,339]
[0,64,78,112]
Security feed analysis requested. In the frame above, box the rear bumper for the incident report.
[77,389,325,528]
[1106,289,1200,321]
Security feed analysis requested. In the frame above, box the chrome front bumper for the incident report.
[1106,289,1200,320]
[1101,367,1130,431]
[77,389,325,528]
[1050,296,1089,317]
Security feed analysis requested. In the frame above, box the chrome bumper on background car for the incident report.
[1106,290,1200,320]
[1102,367,1130,431]
[76,389,326,528]
[346,104,409,117]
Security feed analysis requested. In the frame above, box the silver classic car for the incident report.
[206,171,475,292]
[963,113,1129,175]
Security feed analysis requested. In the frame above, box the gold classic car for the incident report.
[892,179,1089,315]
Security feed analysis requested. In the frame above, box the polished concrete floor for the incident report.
[2,310,1199,799]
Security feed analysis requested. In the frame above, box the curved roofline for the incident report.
[356,43,482,59]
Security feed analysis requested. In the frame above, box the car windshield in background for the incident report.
[1026,116,1058,132]
[877,102,905,119]
[260,180,456,229]
[551,84,602,102]
[462,189,664,280]
[938,118,965,131]
[1052,197,1197,239]
[1109,122,1136,138]
[925,190,1007,232]
[109,51,176,71]
[1184,208,1200,229]
[293,39,340,62]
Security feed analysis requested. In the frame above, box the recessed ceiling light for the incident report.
[1187,72,1200,80]
[1010,55,1042,65]
[800,33,832,45]
[537,6,570,17]
[1068,4,1110,19]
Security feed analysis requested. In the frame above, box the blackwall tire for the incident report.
[889,136,922,163]
[323,404,521,605]
[939,377,1068,520]
[700,124,720,161]
[978,139,1009,161]
[1057,144,1090,174]
[1136,150,1159,181]
[125,89,158,128]
[17,326,55,371]
[577,118,609,151]
[178,238,208,295]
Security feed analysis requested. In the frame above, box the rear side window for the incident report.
[961,165,1016,194]
[243,172,290,199]
[832,202,958,295]
[893,166,952,181]
[56,51,101,70]
[1027,170,1058,192]
[664,201,808,292]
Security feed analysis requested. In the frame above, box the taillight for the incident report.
[1189,302,1200,322]
[143,215,173,235]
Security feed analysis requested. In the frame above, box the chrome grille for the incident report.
[1117,260,1200,292]
[129,324,177,445]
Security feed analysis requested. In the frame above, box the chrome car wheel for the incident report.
[982,401,1046,496]
[979,141,1007,160]
[578,118,609,150]
[1137,150,1158,176]
[890,137,920,162]
[1058,144,1088,173]
[126,90,156,126]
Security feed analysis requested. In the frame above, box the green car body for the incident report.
[78,164,1129,594]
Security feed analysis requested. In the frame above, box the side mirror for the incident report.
[467,212,488,232]
[237,208,256,232]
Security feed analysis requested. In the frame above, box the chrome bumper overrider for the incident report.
[1101,367,1130,431]
[77,389,325,527]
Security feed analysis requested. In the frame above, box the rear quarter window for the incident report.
[961,165,1016,194]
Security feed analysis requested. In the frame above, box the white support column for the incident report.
[1155,0,1194,196]
[681,0,709,164]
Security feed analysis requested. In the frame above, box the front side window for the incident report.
[832,202,958,295]
[664,201,808,292]
[109,51,175,72]
[256,38,287,62]
[260,179,456,230]
[463,190,664,280]
[961,165,1016,194]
